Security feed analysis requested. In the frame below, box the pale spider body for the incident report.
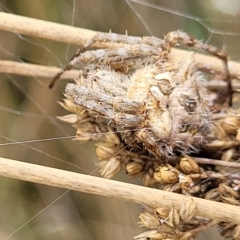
[58,31,232,162]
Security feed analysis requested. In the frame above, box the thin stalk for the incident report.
[1,59,240,91]
[0,12,240,78]
[194,157,240,168]
[0,156,240,224]
[0,60,79,79]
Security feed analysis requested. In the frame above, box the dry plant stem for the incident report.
[0,12,240,79]
[180,220,219,240]
[194,157,240,168]
[2,60,240,92]
[0,60,79,79]
[0,157,240,224]
[0,12,95,45]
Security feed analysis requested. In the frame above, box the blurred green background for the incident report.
[0,0,240,239]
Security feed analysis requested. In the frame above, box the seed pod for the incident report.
[168,207,180,226]
[218,183,239,199]
[220,195,240,205]
[133,230,158,239]
[219,223,236,238]
[212,122,228,140]
[206,140,240,150]
[139,212,159,229]
[57,114,79,124]
[58,98,79,113]
[97,156,121,178]
[179,173,193,184]
[204,188,220,201]
[126,161,143,176]
[189,184,201,194]
[154,165,179,184]
[155,207,170,219]
[179,199,197,222]
[233,225,240,240]
[133,230,174,240]
[161,183,181,193]
[96,144,115,160]
[103,130,121,146]
[222,116,240,135]
[237,129,240,141]
[221,148,236,162]
[192,216,209,223]
[221,148,235,162]
[142,173,157,187]
[159,219,174,232]
[180,155,200,174]
[233,179,240,191]
[74,121,101,141]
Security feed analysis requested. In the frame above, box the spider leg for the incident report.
[49,48,84,88]
[165,31,232,106]
[136,129,174,162]
[49,32,170,88]
[49,33,102,89]
[85,32,169,49]
[64,44,165,72]
[65,83,145,128]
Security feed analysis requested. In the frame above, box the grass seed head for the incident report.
[154,165,180,184]
[179,199,197,222]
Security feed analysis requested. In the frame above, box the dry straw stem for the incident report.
[0,12,240,81]
[1,156,240,224]
[1,59,240,92]
[194,157,240,168]
[0,60,79,79]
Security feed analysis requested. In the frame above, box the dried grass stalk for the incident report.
[0,156,239,224]
[0,12,240,78]
[0,60,79,79]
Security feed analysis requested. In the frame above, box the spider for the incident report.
[51,31,234,162]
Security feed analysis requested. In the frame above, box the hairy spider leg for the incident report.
[165,31,232,106]
[49,32,170,88]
